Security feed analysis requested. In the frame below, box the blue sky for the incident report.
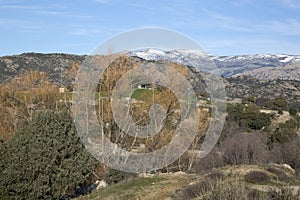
[0,0,300,56]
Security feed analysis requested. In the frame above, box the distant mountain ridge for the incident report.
[0,52,299,103]
[129,49,300,80]
[0,53,86,84]
[1,51,300,84]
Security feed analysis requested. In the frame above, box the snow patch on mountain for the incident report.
[128,48,300,80]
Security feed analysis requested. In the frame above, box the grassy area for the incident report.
[76,165,300,200]
[76,173,201,200]
[77,176,165,200]
[131,88,157,102]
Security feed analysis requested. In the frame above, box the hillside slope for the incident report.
[76,164,300,200]
[0,53,85,84]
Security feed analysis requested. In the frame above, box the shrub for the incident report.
[266,167,293,183]
[176,179,300,200]
[206,170,224,181]
[103,168,137,185]
[277,137,300,174]
[268,119,298,147]
[0,111,96,200]
[289,107,297,116]
[226,103,271,131]
[273,96,288,111]
[248,189,263,200]
[244,171,271,184]
[256,97,273,109]
[180,179,216,200]
[222,132,269,165]
[194,148,224,174]
[268,186,300,200]
[242,105,271,130]
[178,178,269,200]
[202,181,257,200]
[268,128,295,145]
[181,179,266,200]
[226,103,244,122]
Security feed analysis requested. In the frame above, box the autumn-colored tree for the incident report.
[0,70,60,140]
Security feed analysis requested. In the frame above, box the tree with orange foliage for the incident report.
[0,70,60,141]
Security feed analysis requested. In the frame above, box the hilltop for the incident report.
[1,51,300,85]
[0,53,86,84]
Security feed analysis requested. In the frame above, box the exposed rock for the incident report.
[95,180,108,189]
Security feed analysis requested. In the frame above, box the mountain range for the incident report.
[1,50,300,84]
[129,49,300,80]
[0,51,300,103]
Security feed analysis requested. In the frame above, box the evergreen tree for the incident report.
[0,111,96,199]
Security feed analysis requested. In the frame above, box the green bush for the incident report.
[268,119,298,145]
[0,111,96,200]
[103,168,137,185]
[288,107,297,116]
[242,105,271,130]
[273,96,288,111]
[226,103,271,131]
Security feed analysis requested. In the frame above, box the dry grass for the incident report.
[76,165,300,200]
[76,173,201,200]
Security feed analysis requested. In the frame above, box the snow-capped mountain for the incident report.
[128,49,300,80]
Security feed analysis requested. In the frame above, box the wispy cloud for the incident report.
[68,29,105,36]
[279,0,300,9]
[0,4,40,9]
[35,10,93,19]
[203,10,253,32]
[0,2,92,19]
[265,19,300,36]
[0,18,43,32]
[228,0,257,7]
[0,3,64,10]
[95,0,112,4]
[68,26,123,38]
[129,1,253,33]
[203,37,299,56]
[35,10,65,15]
